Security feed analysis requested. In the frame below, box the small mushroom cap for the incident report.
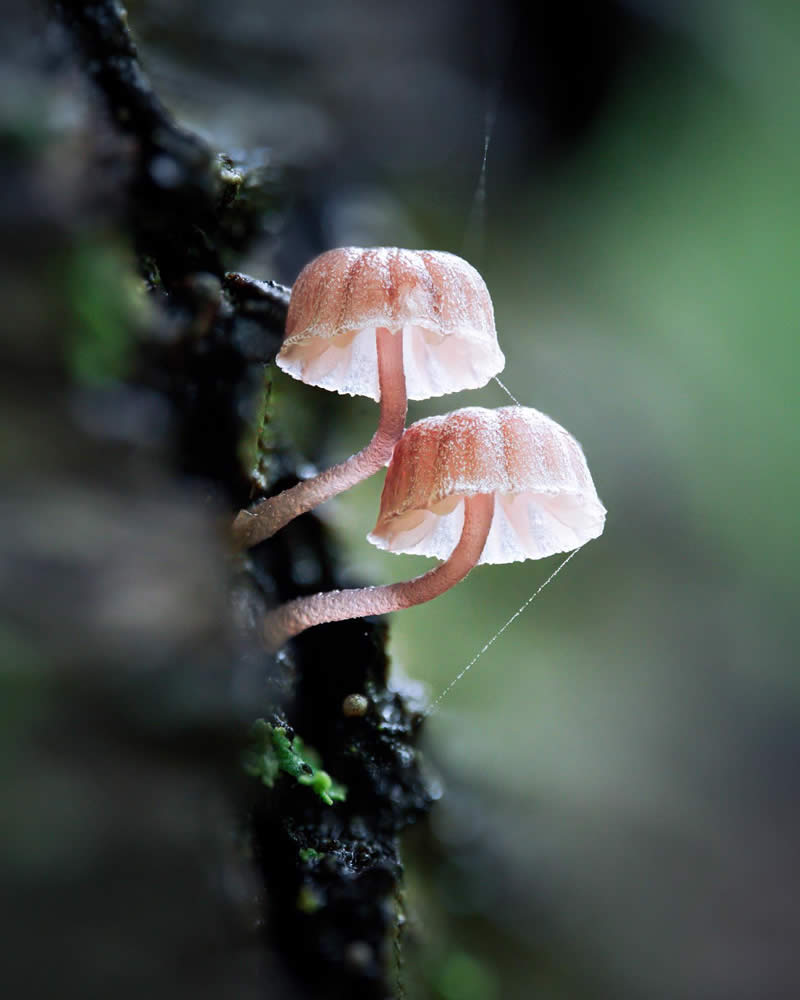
[368,406,606,564]
[277,247,504,401]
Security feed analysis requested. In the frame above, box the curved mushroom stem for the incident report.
[263,494,494,652]
[232,326,407,549]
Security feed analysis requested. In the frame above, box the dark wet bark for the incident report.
[2,4,435,998]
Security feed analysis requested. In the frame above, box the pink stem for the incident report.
[232,327,408,548]
[263,494,494,651]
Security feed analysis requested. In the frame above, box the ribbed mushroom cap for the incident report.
[277,247,504,401]
[368,406,606,564]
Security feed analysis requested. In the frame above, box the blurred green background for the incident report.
[266,4,800,996]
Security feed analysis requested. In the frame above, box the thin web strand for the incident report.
[464,98,523,412]
[462,104,496,266]
[435,88,581,716]
[493,375,521,405]
[425,547,583,716]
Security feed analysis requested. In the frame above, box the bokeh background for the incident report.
[5,1,800,998]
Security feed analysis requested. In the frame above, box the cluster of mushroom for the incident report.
[232,247,606,652]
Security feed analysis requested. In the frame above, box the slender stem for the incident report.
[263,494,494,651]
[232,327,408,548]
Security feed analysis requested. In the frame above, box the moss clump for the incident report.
[298,847,324,863]
[243,719,347,807]
[65,241,137,385]
[239,366,275,486]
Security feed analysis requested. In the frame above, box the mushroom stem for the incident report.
[263,494,494,651]
[232,326,407,548]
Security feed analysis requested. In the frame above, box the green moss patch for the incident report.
[243,719,347,807]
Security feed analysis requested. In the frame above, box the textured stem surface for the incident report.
[263,494,494,651]
[232,327,407,548]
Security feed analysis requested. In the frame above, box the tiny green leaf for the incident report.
[243,719,347,805]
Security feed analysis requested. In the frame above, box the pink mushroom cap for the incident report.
[277,247,505,401]
[368,406,607,564]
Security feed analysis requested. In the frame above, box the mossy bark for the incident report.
[1,4,434,998]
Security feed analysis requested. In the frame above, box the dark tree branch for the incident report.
[45,5,435,1000]
[224,272,293,335]
[53,0,203,144]
[52,0,280,286]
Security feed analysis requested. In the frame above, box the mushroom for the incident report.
[263,405,606,651]
[231,247,504,548]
